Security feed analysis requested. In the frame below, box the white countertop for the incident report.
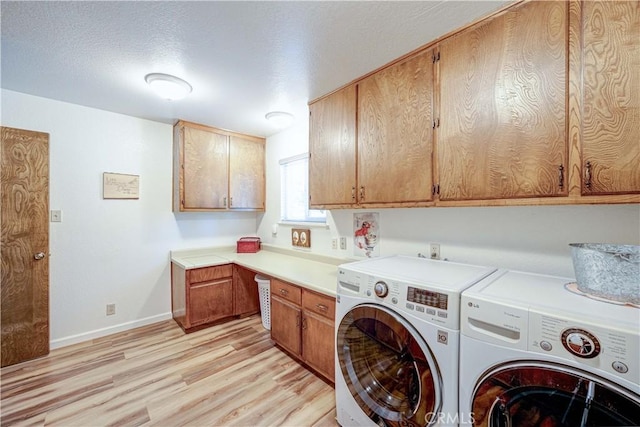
[171,244,353,297]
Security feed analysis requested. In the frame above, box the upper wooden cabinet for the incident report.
[173,121,265,212]
[438,1,568,201]
[309,85,357,207]
[357,49,435,205]
[308,0,640,208]
[577,1,640,196]
[229,135,266,209]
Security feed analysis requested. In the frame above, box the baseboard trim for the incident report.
[50,312,173,349]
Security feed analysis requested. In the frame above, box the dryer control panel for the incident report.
[528,310,639,385]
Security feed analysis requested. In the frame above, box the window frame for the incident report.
[279,153,326,224]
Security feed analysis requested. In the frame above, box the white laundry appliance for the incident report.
[459,269,640,427]
[335,255,497,427]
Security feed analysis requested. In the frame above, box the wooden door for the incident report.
[309,85,357,207]
[229,135,265,210]
[181,124,228,210]
[270,296,301,356]
[580,1,640,195]
[358,49,434,204]
[302,311,335,382]
[1,126,50,367]
[232,265,260,316]
[439,1,568,201]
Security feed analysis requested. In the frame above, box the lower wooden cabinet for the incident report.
[270,278,335,383]
[171,263,259,333]
[233,265,261,317]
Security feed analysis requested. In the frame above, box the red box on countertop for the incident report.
[237,237,261,253]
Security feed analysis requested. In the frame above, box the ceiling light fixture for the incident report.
[265,111,294,129]
[144,73,192,100]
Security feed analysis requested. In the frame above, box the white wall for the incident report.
[2,90,259,348]
[257,118,640,278]
[3,89,638,348]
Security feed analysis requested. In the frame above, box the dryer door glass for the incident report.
[337,303,441,427]
[471,362,640,427]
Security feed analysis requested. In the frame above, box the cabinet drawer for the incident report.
[188,264,233,284]
[271,279,301,305]
[302,291,335,320]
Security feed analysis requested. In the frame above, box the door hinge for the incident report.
[433,51,440,63]
[432,184,440,195]
[432,118,440,129]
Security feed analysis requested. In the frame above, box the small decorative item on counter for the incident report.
[237,237,261,253]
[569,243,640,305]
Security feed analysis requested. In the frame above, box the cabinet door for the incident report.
[270,295,301,356]
[229,135,265,209]
[580,1,640,195]
[302,310,335,382]
[182,125,229,209]
[439,1,568,201]
[309,85,357,207]
[188,278,233,327]
[358,49,434,204]
[233,265,260,316]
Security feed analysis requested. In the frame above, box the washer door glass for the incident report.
[337,304,441,427]
[471,362,640,427]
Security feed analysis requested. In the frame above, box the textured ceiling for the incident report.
[1,1,511,137]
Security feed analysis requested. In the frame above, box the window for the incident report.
[280,153,326,223]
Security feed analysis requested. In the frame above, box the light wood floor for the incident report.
[0,315,338,426]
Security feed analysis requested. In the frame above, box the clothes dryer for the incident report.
[335,255,496,427]
[459,270,640,427]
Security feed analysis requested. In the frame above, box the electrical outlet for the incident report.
[332,238,338,250]
[430,243,441,260]
[106,304,116,316]
[340,237,347,250]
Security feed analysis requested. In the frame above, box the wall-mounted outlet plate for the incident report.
[106,303,116,316]
[332,238,338,250]
[340,237,347,250]
[292,228,311,248]
[430,243,441,260]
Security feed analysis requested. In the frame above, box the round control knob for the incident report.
[561,328,600,359]
[374,281,389,298]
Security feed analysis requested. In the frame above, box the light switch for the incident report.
[50,210,62,222]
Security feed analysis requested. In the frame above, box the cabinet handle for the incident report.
[229,197,233,207]
[351,186,356,201]
[360,186,365,201]
[223,196,227,207]
[316,303,328,312]
[279,288,289,295]
[301,317,307,330]
[558,164,564,189]
[296,314,300,328]
[584,161,592,189]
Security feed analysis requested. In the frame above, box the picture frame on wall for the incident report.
[103,172,139,199]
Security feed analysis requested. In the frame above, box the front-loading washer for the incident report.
[335,255,497,427]
[459,269,640,426]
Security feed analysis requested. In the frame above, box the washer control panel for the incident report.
[338,267,460,329]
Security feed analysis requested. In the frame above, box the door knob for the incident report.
[34,252,45,260]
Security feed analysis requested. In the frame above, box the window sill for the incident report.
[278,221,329,229]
